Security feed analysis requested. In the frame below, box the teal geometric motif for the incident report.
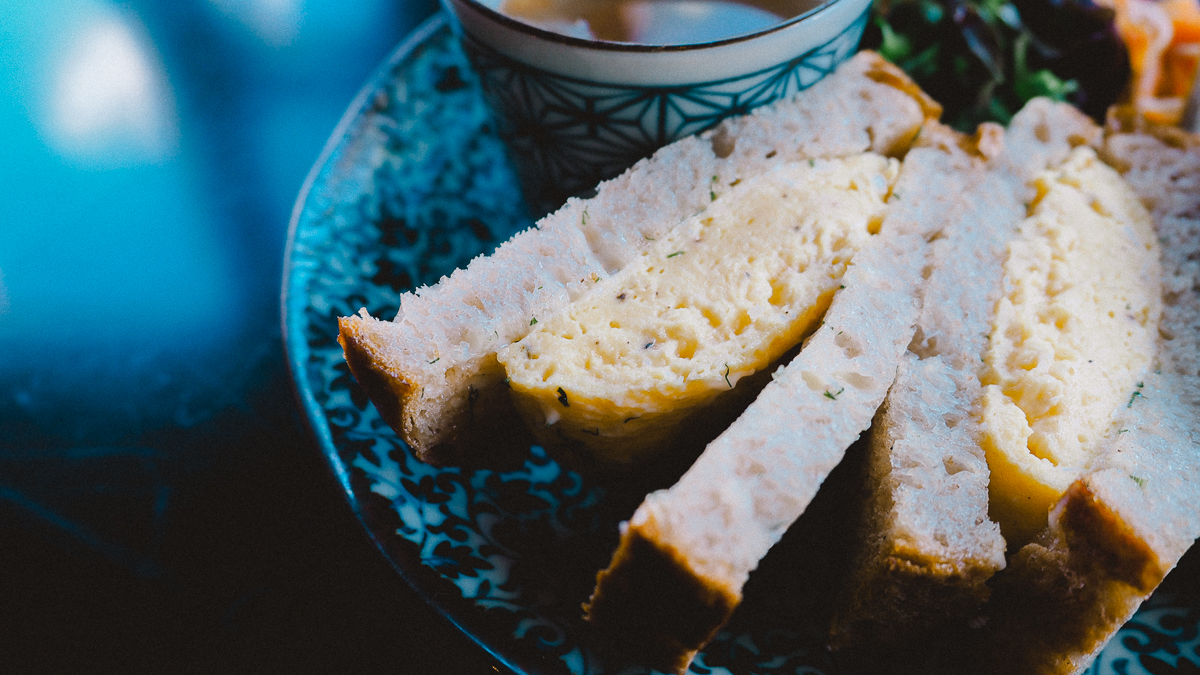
[463,7,869,213]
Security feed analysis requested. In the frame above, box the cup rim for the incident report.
[448,0,847,51]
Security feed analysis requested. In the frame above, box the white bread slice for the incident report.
[828,100,1105,654]
[962,114,1200,675]
[337,52,939,464]
[581,123,1009,674]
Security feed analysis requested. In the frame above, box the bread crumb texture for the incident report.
[497,155,899,461]
[979,147,1162,547]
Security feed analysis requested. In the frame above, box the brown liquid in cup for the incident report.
[498,0,820,44]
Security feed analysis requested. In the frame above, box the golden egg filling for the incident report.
[496,155,899,462]
[979,147,1163,547]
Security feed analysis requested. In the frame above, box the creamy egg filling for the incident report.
[979,147,1162,548]
[496,155,899,462]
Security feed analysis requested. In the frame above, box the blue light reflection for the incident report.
[0,0,435,434]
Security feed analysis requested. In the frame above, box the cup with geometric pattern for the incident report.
[440,0,873,214]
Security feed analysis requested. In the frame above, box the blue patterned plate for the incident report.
[282,13,1200,675]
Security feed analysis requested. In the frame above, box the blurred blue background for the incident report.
[0,0,502,670]
[1,0,418,429]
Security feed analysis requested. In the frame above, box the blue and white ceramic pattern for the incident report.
[283,14,1200,675]
[440,0,871,213]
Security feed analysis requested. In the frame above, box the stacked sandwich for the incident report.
[338,51,1200,675]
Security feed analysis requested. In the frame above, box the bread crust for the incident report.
[1055,481,1164,593]
[339,313,532,466]
[583,516,741,674]
[964,482,1170,675]
[965,537,1144,675]
[339,315,417,447]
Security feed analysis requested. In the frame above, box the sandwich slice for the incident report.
[968,111,1200,675]
[337,51,939,464]
[830,99,1200,675]
[496,153,901,463]
[580,119,1041,674]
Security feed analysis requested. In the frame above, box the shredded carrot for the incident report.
[1164,43,1200,96]
[1099,0,1200,125]
[1163,0,1200,44]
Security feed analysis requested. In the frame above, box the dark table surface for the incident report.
[0,1,502,671]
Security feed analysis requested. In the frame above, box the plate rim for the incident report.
[279,12,526,675]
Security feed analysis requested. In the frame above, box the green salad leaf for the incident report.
[863,0,1130,130]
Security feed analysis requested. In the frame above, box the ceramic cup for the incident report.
[441,0,872,214]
